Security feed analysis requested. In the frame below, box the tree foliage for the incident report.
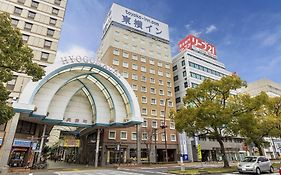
[175,75,247,167]
[236,93,281,155]
[0,12,45,124]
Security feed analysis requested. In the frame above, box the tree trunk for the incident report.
[253,141,264,156]
[217,138,229,167]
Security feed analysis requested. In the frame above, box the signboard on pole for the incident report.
[197,144,202,161]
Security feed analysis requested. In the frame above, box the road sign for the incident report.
[197,144,202,160]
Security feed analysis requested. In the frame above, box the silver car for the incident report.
[237,156,274,174]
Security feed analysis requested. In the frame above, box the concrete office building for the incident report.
[0,0,67,169]
[239,79,281,159]
[172,35,245,162]
[94,3,178,164]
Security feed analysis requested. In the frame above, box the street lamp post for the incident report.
[161,98,170,162]
[153,128,157,162]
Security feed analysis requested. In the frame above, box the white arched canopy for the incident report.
[13,57,142,128]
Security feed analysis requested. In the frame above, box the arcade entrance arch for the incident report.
[0,56,142,169]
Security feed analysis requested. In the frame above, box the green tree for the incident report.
[236,93,281,156]
[0,12,45,124]
[175,75,247,167]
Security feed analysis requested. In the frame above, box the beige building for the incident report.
[93,3,178,164]
[0,0,67,169]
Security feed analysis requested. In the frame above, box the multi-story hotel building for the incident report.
[92,3,178,164]
[173,35,245,162]
[0,0,67,169]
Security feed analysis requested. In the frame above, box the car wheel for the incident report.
[238,171,243,174]
[256,167,261,175]
[270,166,274,173]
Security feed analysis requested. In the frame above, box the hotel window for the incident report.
[113,49,119,55]
[52,7,59,15]
[28,11,36,19]
[162,133,167,141]
[152,120,157,128]
[24,22,33,31]
[31,1,39,8]
[141,96,147,103]
[113,58,119,65]
[159,89,164,95]
[176,97,181,103]
[132,54,138,60]
[120,131,127,140]
[141,86,147,92]
[108,131,116,140]
[183,71,187,77]
[159,80,164,85]
[41,52,49,61]
[22,34,29,43]
[141,66,146,72]
[167,90,172,97]
[123,52,129,58]
[121,72,128,79]
[123,33,129,39]
[141,75,146,82]
[160,111,165,117]
[158,62,163,67]
[142,132,148,140]
[150,78,155,84]
[152,132,158,141]
[151,109,157,116]
[149,59,155,65]
[132,74,138,80]
[160,99,164,106]
[11,18,19,27]
[122,61,128,68]
[150,87,155,94]
[140,47,145,53]
[54,0,61,5]
[184,82,188,88]
[158,70,163,76]
[175,86,180,92]
[173,75,179,81]
[165,64,170,69]
[131,84,138,90]
[44,40,52,48]
[168,101,173,107]
[173,65,177,71]
[149,69,155,74]
[170,121,175,129]
[170,134,176,142]
[167,81,171,87]
[47,28,55,37]
[151,98,156,105]
[140,57,146,62]
[132,64,138,70]
[142,120,147,127]
[166,72,171,78]
[141,108,147,115]
[160,120,165,127]
[49,17,57,26]
[182,60,185,66]
[131,132,137,140]
[14,7,23,15]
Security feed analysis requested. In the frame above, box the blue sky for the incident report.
[57,0,281,83]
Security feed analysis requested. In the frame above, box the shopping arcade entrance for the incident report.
[0,56,142,169]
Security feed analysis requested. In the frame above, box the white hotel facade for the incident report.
[172,35,245,162]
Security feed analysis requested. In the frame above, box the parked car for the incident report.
[237,156,274,174]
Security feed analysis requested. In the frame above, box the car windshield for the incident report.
[241,157,257,162]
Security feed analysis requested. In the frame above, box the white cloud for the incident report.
[205,25,217,34]
[55,45,96,62]
[190,30,202,37]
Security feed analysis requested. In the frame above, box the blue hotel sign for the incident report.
[103,3,169,41]
[13,139,32,147]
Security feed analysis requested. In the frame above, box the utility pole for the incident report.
[154,128,157,163]
[161,98,170,162]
